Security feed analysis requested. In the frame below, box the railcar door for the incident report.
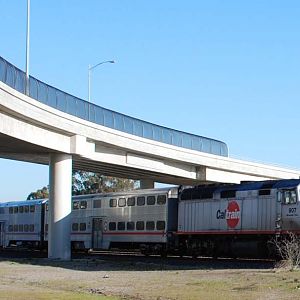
[275,191,282,232]
[0,222,4,247]
[92,218,103,249]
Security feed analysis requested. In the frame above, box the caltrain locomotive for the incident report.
[0,179,300,258]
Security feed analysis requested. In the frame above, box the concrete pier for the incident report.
[48,153,72,260]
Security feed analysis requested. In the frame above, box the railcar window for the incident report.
[147,196,156,205]
[157,195,167,205]
[24,206,29,213]
[19,206,24,213]
[137,196,145,206]
[9,207,13,214]
[24,224,29,232]
[117,222,125,230]
[8,225,13,232]
[0,207,4,214]
[110,199,117,207]
[127,221,135,230]
[30,205,35,213]
[109,222,116,231]
[118,198,126,207]
[146,221,155,230]
[80,201,87,209]
[72,223,79,231]
[93,199,101,208]
[79,223,86,231]
[45,203,49,211]
[29,224,34,232]
[127,197,135,206]
[136,221,145,230]
[18,224,23,232]
[259,189,271,196]
[73,201,80,210]
[13,207,18,214]
[157,221,166,230]
[45,224,48,232]
[13,225,18,232]
[220,190,236,198]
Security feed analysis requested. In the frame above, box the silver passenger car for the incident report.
[40,187,179,252]
[0,199,47,248]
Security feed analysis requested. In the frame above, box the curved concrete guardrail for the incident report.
[0,56,228,157]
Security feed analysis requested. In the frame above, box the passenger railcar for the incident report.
[0,199,47,248]
[0,188,178,254]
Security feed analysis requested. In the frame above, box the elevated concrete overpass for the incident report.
[0,56,299,260]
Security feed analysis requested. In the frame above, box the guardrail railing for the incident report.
[0,56,228,156]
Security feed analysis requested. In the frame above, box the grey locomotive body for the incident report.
[177,179,300,257]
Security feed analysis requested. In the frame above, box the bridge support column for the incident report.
[140,179,154,189]
[48,153,72,260]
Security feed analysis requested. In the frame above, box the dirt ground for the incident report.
[0,255,300,300]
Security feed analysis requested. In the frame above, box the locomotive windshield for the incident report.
[280,189,297,205]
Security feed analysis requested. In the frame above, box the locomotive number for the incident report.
[289,207,297,214]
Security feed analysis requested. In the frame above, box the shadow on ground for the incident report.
[0,248,276,272]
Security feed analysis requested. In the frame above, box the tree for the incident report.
[27,171,137,199]
[273,232,300,270]
[27,186,49,200]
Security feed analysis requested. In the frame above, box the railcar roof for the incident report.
[0,199,47,206]
[73,187,178,199]
[216,179,300,192]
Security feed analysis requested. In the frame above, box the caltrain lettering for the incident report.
[216,210,226,219]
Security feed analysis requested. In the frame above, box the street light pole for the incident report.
[25,0,30,95]
[88,60,114,102]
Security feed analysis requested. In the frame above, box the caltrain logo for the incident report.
[216,201,240,228]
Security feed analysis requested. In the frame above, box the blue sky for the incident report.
[0,0,300,201]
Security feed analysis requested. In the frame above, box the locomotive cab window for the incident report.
[281,190,297,205]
